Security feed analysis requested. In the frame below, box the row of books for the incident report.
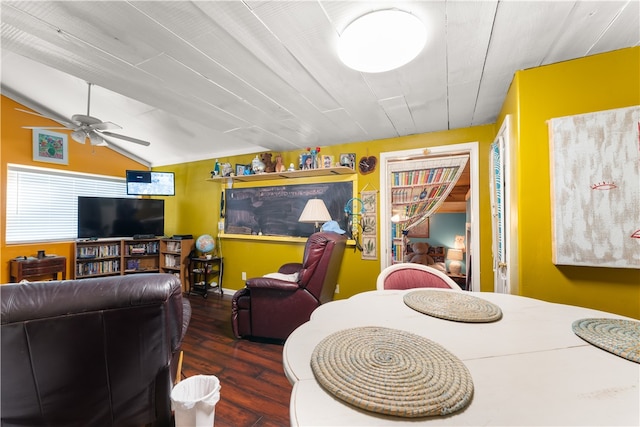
[164,241,182,252]
[390,183,448,204]
[77,260,120,276]
[77,244,120,259]
[125,241,159,256]
[392,166,458,186]
[391,242,404,263]
[393,197,441,222]
[164,254,180,267]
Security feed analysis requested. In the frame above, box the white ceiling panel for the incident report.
[1,0,637,166]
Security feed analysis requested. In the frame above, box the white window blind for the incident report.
[6,164,129,243]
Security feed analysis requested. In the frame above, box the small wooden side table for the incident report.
[10,256,67,283]
[447,273,468,290]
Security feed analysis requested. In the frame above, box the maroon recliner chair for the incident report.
[231,232,347,341]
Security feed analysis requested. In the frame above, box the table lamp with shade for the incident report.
[447,248,464,275]
[298,199,331,231]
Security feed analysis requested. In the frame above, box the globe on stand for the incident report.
[196,234,215,259]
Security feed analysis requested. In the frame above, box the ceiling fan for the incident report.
[18,82,151,147]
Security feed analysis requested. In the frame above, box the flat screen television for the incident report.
[126,170,175,196]
[77,196,164,239]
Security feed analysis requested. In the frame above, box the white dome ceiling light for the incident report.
[338,9,427,73]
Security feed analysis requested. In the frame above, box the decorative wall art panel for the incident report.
[360,190,378,260]
[548,105,639,269]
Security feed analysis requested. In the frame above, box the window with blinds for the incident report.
[6,164,129,244]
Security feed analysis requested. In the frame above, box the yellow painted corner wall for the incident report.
[506,47,640,318]
[1,96,147,282]
[161,125,496,299]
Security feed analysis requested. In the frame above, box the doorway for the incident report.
[380,142,480,292]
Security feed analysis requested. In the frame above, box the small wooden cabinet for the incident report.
[160,238,194,292]
[10,256,67,282]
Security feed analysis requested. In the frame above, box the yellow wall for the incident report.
[497,47,640,318]
[1,96,147,281]
[160,126,497,299]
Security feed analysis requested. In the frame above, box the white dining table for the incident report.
[283,289,640,426]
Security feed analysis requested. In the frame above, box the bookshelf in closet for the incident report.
[389,155,468,265]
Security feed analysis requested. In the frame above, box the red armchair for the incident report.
[376,263,462,290]
[231,232,347,341]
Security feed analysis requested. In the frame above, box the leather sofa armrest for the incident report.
[278,263,303,274]
[246,277,301,292]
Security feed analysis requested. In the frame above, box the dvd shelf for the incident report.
[123,239,160,273]
[74,238,161,279]
[74,241,123,279]
[160,238,194,292]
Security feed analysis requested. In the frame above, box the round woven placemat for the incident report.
[572,318,640,363]
[403,290,502,323]
[310,326,473,418]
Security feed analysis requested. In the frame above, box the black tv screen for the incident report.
[77,197,164,239]
[126,170,175,196]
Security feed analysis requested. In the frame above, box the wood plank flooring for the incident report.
[179,292,292,427]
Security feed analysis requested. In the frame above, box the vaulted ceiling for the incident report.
[2,1,638,166]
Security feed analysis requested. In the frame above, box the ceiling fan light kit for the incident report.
[338,9,426,73]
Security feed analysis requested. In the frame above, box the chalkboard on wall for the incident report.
[224,182,353,237]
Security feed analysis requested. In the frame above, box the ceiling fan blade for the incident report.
[22,126,70,130]
[90,121,121,131]
[15,108,75,128]
[100,131,151,146]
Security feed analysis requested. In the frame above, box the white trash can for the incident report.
[171,375,221,427]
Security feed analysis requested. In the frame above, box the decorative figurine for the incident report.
[274,154,286,172]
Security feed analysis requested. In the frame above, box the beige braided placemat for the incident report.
[310,326,474,418]
[404,290,502,323]
[572,318,640,363]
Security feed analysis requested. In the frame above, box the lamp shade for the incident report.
[299,199,331,229]
[447,249,463,261]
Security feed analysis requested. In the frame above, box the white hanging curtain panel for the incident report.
[388,154,469,233]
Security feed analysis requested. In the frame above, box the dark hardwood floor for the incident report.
[179,292,292,427]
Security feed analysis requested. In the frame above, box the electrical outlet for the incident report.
[241,272,247,281]
[218,221,224,231]
[335,284,339,294]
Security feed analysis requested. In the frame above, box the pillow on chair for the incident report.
[263,272,299,282]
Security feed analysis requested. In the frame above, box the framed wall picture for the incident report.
[33,129,68,165]
[301,154,315,170]
[235,164,247,176]
[321,155,334,169]
[340,153,355,169]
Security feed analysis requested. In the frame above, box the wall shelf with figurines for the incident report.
[207,149,355,183]
[207,166,354,183]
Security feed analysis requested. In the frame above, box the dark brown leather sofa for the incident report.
[0,273,190,427]
[231,232,347,342]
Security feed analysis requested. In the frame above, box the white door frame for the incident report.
[380,142,480,292]
[491,116,517,294]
